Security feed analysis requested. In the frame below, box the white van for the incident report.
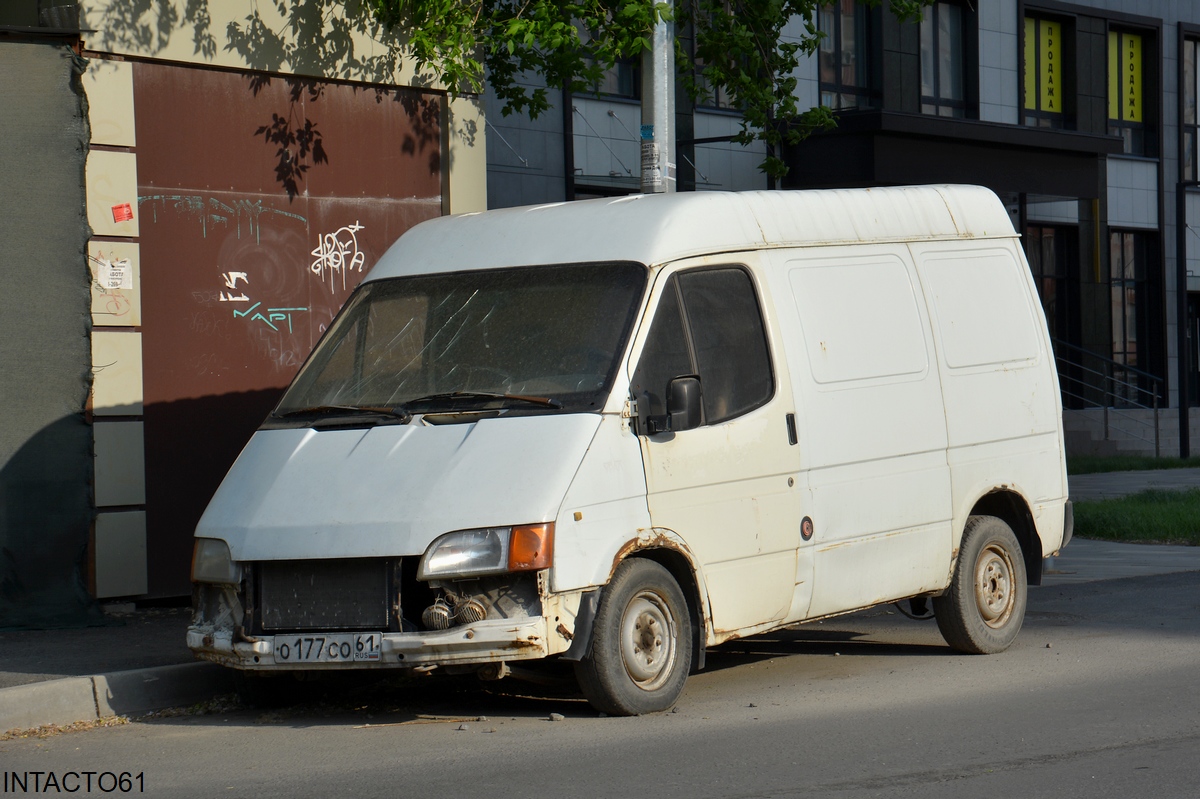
[188,185,1072,715]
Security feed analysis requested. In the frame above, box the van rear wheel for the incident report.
[574,558,692,716]
[933,515,1027,655]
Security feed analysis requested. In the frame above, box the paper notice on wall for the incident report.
[641,140,663,192]
[95,257,133,290]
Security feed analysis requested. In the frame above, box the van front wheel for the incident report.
[933,515,1027,655]
[575,558,693,716]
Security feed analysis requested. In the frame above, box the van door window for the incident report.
[678,268,774,423]
[630,278,692,420]
[632,267,774,429]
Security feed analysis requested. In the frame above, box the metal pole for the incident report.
[1154,394,1161,458]
[1177,182,1190,458]
[563,86,576,201]
[640,2,676,194]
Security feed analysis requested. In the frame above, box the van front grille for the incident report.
[258,558,390,632]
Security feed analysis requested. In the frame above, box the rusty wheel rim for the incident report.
[974,543,1016,629]
[620,590,677,691]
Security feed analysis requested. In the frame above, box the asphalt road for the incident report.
[3,571,1197,799]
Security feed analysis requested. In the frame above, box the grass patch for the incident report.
[1067,455,1200,475]
[1074,489,1200,545]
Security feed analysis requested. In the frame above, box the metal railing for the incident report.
[1051,338,1165,457]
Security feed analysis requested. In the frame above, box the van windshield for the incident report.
[273,261,647,420]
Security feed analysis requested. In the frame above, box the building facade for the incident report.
[487,0,1200,455]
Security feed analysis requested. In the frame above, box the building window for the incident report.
[1183,38,1199,180]
[589,59,639,100]
[694,62,735,110]
[1108,29,1146,155]
[818,0,878,110]
[1023,16,1067,128]
[1025,226,1071,340]
[577,22,639,100]
[1110,230,1149,401]
[920,2,966,117]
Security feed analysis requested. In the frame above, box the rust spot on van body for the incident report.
[503,637,542,652]
[610,530,679,579]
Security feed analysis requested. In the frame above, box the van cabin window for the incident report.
[632,267,774,429]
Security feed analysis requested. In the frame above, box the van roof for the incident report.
[368,184,1016,280]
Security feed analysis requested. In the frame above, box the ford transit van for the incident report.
[188,185,1072,715]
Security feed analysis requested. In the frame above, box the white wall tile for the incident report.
[91,331,143,415]
[93,421,145,507]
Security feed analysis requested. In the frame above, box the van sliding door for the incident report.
[767,246,953,618]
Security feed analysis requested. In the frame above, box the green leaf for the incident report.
[357,0,932,176]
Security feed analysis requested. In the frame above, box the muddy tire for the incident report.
[574,559,693,716]
[934,515,1028,654]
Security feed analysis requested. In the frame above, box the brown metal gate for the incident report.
[133,62,444,596]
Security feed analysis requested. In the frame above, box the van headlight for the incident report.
[191,538,242,584]
[418,523,554,580]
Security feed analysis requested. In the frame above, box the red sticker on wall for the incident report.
[111,203,133,223]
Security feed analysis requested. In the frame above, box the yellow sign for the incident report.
[1040,20,1062,113]
[1024,17,1063,115]
[1109,31,1143,123]
[1124,33,1142,122]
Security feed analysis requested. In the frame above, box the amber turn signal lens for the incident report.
[508,523,554,571]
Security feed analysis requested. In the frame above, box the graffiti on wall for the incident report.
[217,270,307,334]
[311,221,365,293]
[219,271,250,302]
[138,193,381,374]
[139,194,307,242]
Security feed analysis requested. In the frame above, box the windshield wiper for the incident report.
[275,404,413,422]
[399,391,562,412]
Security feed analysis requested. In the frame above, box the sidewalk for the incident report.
[2,470,1199,733]
[0,607,233,733]
[1066,466,1200,500]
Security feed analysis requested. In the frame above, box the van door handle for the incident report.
[785,413,798,446]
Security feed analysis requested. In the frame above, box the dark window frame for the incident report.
[817,0,881,111]
[1108,229,1154,403]
[1107,23,1156,157]
[692,66,737,112]
[1181,31,1200,181]
[919,0,976,118]
[631,264,776,430]
[1022,12,1074,129]
[1024,224,1076,342]
[586,58,640,101]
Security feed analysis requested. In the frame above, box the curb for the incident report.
[0,662,235,733]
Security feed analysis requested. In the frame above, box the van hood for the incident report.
[197,414,602,561]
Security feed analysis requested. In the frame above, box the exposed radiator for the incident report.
[258,558,390,631]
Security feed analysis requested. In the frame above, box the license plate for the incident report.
[273,633,382,663]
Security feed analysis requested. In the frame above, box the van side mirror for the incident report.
[667,375,702,432]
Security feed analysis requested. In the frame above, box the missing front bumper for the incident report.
[187,616,550,670]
